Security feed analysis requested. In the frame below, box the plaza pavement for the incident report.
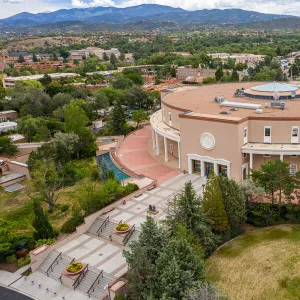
[117,126,181,185]
[0,173,206,300]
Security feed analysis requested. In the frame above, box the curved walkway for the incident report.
[0,286,34,300]
[117,127,181,185]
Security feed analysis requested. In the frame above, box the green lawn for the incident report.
[206,225,300,300]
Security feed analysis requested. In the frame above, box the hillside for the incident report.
[0,4,295,29]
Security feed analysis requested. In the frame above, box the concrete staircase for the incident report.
[75,268,111,299]
[127,229,140,244]
[49,257,73,281]
[88,216,118,241]
[37,251,61,274]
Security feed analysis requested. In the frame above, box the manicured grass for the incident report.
[206,225,300,300]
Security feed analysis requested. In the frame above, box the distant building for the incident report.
[208,53,265,65]
[124,53,135,64]
[0,50,9,71]
[176,66,216,82]
[7,52,30,62]
[104,48,120,59]
[70,50,90,60]
[86,47,105,60]
[0,121,17,133]
[14,61,75,72]
[2,73,78,88]
[143,73,157,84]
[0,110,18,121]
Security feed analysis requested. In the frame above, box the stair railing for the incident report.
[73,264,89,290]
[97,216,110,236]
[87,270,104,297]
[46,252,62,277]
[59,257,75,284]
[123,224,135,246]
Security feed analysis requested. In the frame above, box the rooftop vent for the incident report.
[220,102,261,110]
[271,102,285,110]
[230,107,238,111]
[256,109,263,114]
[220,111,230,115]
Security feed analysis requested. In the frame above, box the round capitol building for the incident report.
[150,82,300,181]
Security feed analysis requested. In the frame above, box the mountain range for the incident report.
[0,4,297,29]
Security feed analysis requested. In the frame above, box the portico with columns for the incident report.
[150,110,181,168]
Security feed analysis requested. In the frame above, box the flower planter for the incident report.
[115,223,131,234]
[65,263,84,275]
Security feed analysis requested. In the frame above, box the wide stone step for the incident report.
[37,251,60,274]
[90,275,111,300]
[76,270,99,294]
[49,258,72,281]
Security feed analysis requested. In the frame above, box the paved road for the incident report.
[0,287,33,300]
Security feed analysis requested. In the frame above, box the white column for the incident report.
[188,156,193,174]
[280,154,283,161]
[164,137,168,162]
[155,132,160,156]
[214,162,218,175]
[152,129,156,149]
[249,153,253,170]
[201,160,205,177]
[227,164,231,179]
[178,142,181,168]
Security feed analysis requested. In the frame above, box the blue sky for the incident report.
[1,0,300,18]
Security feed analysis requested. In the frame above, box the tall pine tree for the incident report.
[110,99,126,135]
[202,171,229,233]
[32,200,55,240]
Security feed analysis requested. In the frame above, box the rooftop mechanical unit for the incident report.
[220,102,261,110]
[214,97,225,103]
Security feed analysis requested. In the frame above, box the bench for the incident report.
[147,186,156,191]
[134,193,143,198]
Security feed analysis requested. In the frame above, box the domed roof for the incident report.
[251,82,298,93]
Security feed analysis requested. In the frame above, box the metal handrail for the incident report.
[97,216,109,236]
[73,264,89,290]
[87,270,104,297]
[123,224,135,245]
[46,252,62,276]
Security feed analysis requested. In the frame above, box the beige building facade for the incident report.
[150,82,300,182]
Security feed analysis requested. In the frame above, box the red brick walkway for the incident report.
[117,127,181,185]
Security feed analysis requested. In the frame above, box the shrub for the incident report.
[35,238,56,248]
[17,254,31,268]
[247,203,279,227]
[61,209,84,234]
[6,254,17,263]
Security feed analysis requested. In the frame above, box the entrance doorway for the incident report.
[193,160,201,173]
[205,162,214,178]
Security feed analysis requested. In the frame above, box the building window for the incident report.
[169,112,172,126]
[264,126,271,143]
[290,164,297,176]
[290,155,298,158]
[244,127,248,144]
[291,126,299,143]
[243,153,248,158]
[263,154,271,157]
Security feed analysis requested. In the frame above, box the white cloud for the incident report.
[1,0,24,3]
[71,0,114,7]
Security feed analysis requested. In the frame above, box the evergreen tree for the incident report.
[124,217,167,300]
[231,70,239,82]
[217,175,246,236]
[32,200,55,240]
[18,55,25,63]
[32,54,38,62]
[103,52,109,61]
[146,237,205,300]
[166,181,219,254]
[110,53,117,66]
[109,99,126,134]
[202,171,229,233]
[215,68,224,81]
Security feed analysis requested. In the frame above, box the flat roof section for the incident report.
[163,82,300,120]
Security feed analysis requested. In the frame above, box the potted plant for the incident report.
[115,222,130,234]
[65,262,84,275]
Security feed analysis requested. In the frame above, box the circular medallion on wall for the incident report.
[200,133,215,150]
